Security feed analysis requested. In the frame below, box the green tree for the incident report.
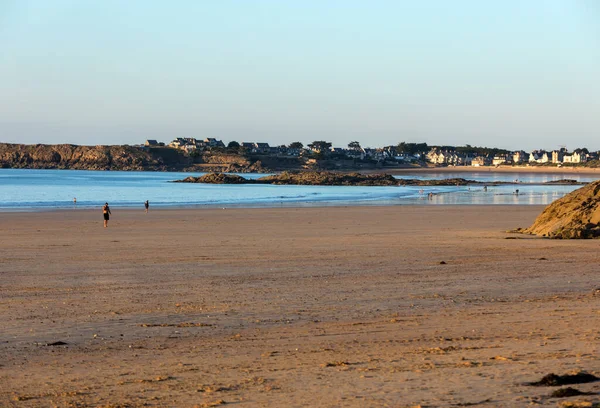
[307,141,332,153]
[288,142,303,149]
[227,141,240,149]
[348,141,362,151]
[397,142,428,155]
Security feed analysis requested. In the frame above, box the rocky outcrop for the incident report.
[174,171,480,187]
[542,179,585,185]
[523,180,600,238]
[176,173,248,184]
[0,143,268,172]
[0,143,173,171]
[256,171,400,186]
[201,153,251,165]
[397,178,476,186]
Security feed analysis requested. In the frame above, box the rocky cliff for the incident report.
[523,180,600,238]
[0,143,270,172]
[0,143,183,171]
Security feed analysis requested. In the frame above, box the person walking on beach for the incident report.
[144,200,149,213]
[102,202,111,228]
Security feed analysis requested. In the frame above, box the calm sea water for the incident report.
[0,169,597,211]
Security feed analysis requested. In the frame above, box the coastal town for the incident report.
[146,137,598,167]
[2,139,597,173]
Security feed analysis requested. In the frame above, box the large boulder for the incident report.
[524,180,600,239]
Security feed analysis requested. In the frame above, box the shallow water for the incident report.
[0,169,597,211]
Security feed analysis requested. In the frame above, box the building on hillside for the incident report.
[362,148,381,159]
[511,150,528,164]
[380,146,397,159]
[254,143,270,153]
[169,138,187,149]
[529,150,550,163]
[563,151,587,163]
[168,137,224,151]
[471,156,491,167]
[427,149,470,165]
[394,153,419,162]
[551,150,565,164]
[239,142,270,153]
[492,154,511,166]
[272,146,301,156]
[204,138,225,148]
[345,148,366,160]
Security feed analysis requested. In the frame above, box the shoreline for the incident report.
[0,202,543,214]
[0,202,536,214]
[3,165,600,176]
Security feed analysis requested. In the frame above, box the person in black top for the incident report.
[103,203,111,228]
[144,200,149,213]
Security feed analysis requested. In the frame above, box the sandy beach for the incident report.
[1,206,599,407]
[385,165,600,176]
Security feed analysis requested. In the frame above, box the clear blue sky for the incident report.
[0,0,598,150]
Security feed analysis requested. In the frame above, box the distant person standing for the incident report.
[144,200,149,213]
[103,203,111,228]
[73,197,77,204]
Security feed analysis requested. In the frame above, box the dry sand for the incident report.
[0,206,598,407]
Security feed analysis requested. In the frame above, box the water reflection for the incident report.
[425,185,574,205]
[394,171,599,183]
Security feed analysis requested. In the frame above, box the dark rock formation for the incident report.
[256,171,399,186]
[0,143,173,171]
[176,173,248,184]
[549,387,593,398]
[543,179,586,185]
[174,171,481,187]
[397,178,476,186]
[527,372,599,386]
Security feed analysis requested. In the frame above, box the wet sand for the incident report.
[1,206,599,407]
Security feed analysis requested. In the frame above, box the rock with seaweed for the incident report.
[174,171,481,187]
[175,173,248,184]
[255,171,399,186]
